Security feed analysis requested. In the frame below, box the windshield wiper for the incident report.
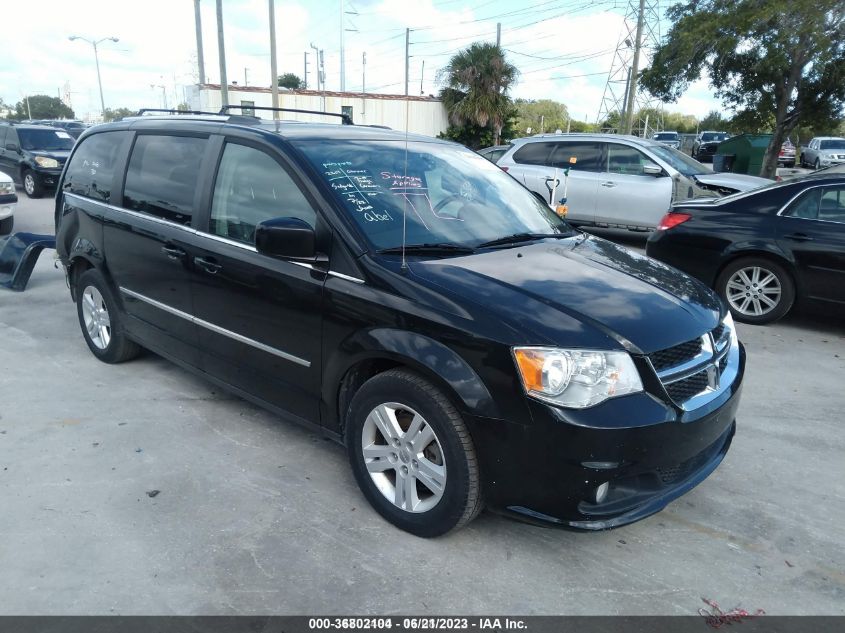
[476,232,570,249]
[376,243,476,255]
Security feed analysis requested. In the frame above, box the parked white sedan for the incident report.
[0,170,17,235]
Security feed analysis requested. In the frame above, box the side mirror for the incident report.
[642,162,663,176]
[5,143,19,152]
[255,217,317,260]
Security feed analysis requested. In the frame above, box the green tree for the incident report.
[568,119,597,133]
[699,110,729,132]
[11,95,74,120]
[278,73,304,89]
[102,107,135,122]
[438,107,518,149]
[513,99,569,137]
[438,42,518,146]
[640,0,845,178]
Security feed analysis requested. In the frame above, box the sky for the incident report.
[0,0,721,123]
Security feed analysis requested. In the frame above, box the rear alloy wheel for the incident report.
[76,269,141,363]
[346,369,482,537]
[717,257,795,324]
[23,170,43,198]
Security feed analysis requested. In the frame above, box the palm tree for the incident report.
[439,43,518,146]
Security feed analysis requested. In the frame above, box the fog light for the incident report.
[595,482,610,504]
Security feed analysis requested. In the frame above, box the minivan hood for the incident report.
[694,172,769,192]
[408,235,722,354]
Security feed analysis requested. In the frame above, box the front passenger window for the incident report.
[783,189,821,220]
[210,143,316,245]
[607,144,648,175]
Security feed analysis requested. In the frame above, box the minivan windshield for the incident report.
[648,144,708,177]
[18,128,75,151]
[295,139,570,251]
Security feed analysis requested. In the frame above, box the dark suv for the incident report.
[0,122,75,197]
[55,111,745,537]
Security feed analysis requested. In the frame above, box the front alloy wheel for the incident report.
[23,171,43,198]
[717,257,794,324]
[346,369,482,537]
[362,403,447,513]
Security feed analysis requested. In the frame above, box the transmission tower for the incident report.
[596,0,663,137]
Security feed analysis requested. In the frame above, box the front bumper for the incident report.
[470,344,744,530]
[0,192,16,220]
[32,167,62,189]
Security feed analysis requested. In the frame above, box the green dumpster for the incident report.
[715,134,772,176]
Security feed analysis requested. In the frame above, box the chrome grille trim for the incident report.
[648,323,739,411]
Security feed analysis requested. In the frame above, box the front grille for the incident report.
[712,324,726,342]
[719,355,728,373]
[649,338,702,372]
[665,369,709,402]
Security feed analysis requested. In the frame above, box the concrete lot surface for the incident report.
[1,195,844,615]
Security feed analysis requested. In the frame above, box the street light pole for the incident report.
[69,35,119,117]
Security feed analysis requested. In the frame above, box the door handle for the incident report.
[784,233,814,242]
[161,245,186,260]
[601,181,616,188]
[194,256,222,274]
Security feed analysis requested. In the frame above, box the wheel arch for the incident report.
[326,329,499,438]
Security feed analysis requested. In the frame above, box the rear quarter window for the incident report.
[63,131,130,203]
[512,142,556,166]
[123,135,208,225]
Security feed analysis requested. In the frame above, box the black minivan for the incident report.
[55,111,745,537]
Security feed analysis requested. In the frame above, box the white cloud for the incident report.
[0,0,724,122]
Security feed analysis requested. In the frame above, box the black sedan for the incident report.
[647,174,845,324]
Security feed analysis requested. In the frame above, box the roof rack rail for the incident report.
[136,108,220,116]
[219,105,353,125]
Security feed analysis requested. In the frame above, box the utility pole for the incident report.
[404,28,410,97]
[340,0,346,91]
[303,52,309,89]
[623,0,645,135]
[244,67,249,87]
[496,22,501,47]
[362,51,366,93]
[310,43,320,90]
[216,0,228,107]
[68,35,118,117]
[194,0,206,84]
[420,60,424,96]
[269,0,279,116]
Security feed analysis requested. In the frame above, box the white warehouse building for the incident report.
[188,84,449,137]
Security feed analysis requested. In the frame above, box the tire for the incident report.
[0,216,12,236]
[716,257,795,325]
[346,369,482,537]
[76,268,141,363]
[23,170,44,198]
[815,158,821,171]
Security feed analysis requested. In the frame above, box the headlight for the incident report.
[34,156,59,168]
[513,347,643,408]
[0,182,13,195]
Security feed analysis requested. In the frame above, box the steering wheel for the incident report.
[433,193,467,214]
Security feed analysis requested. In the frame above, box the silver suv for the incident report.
[497,133,770,230]
[800,137,845,170]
